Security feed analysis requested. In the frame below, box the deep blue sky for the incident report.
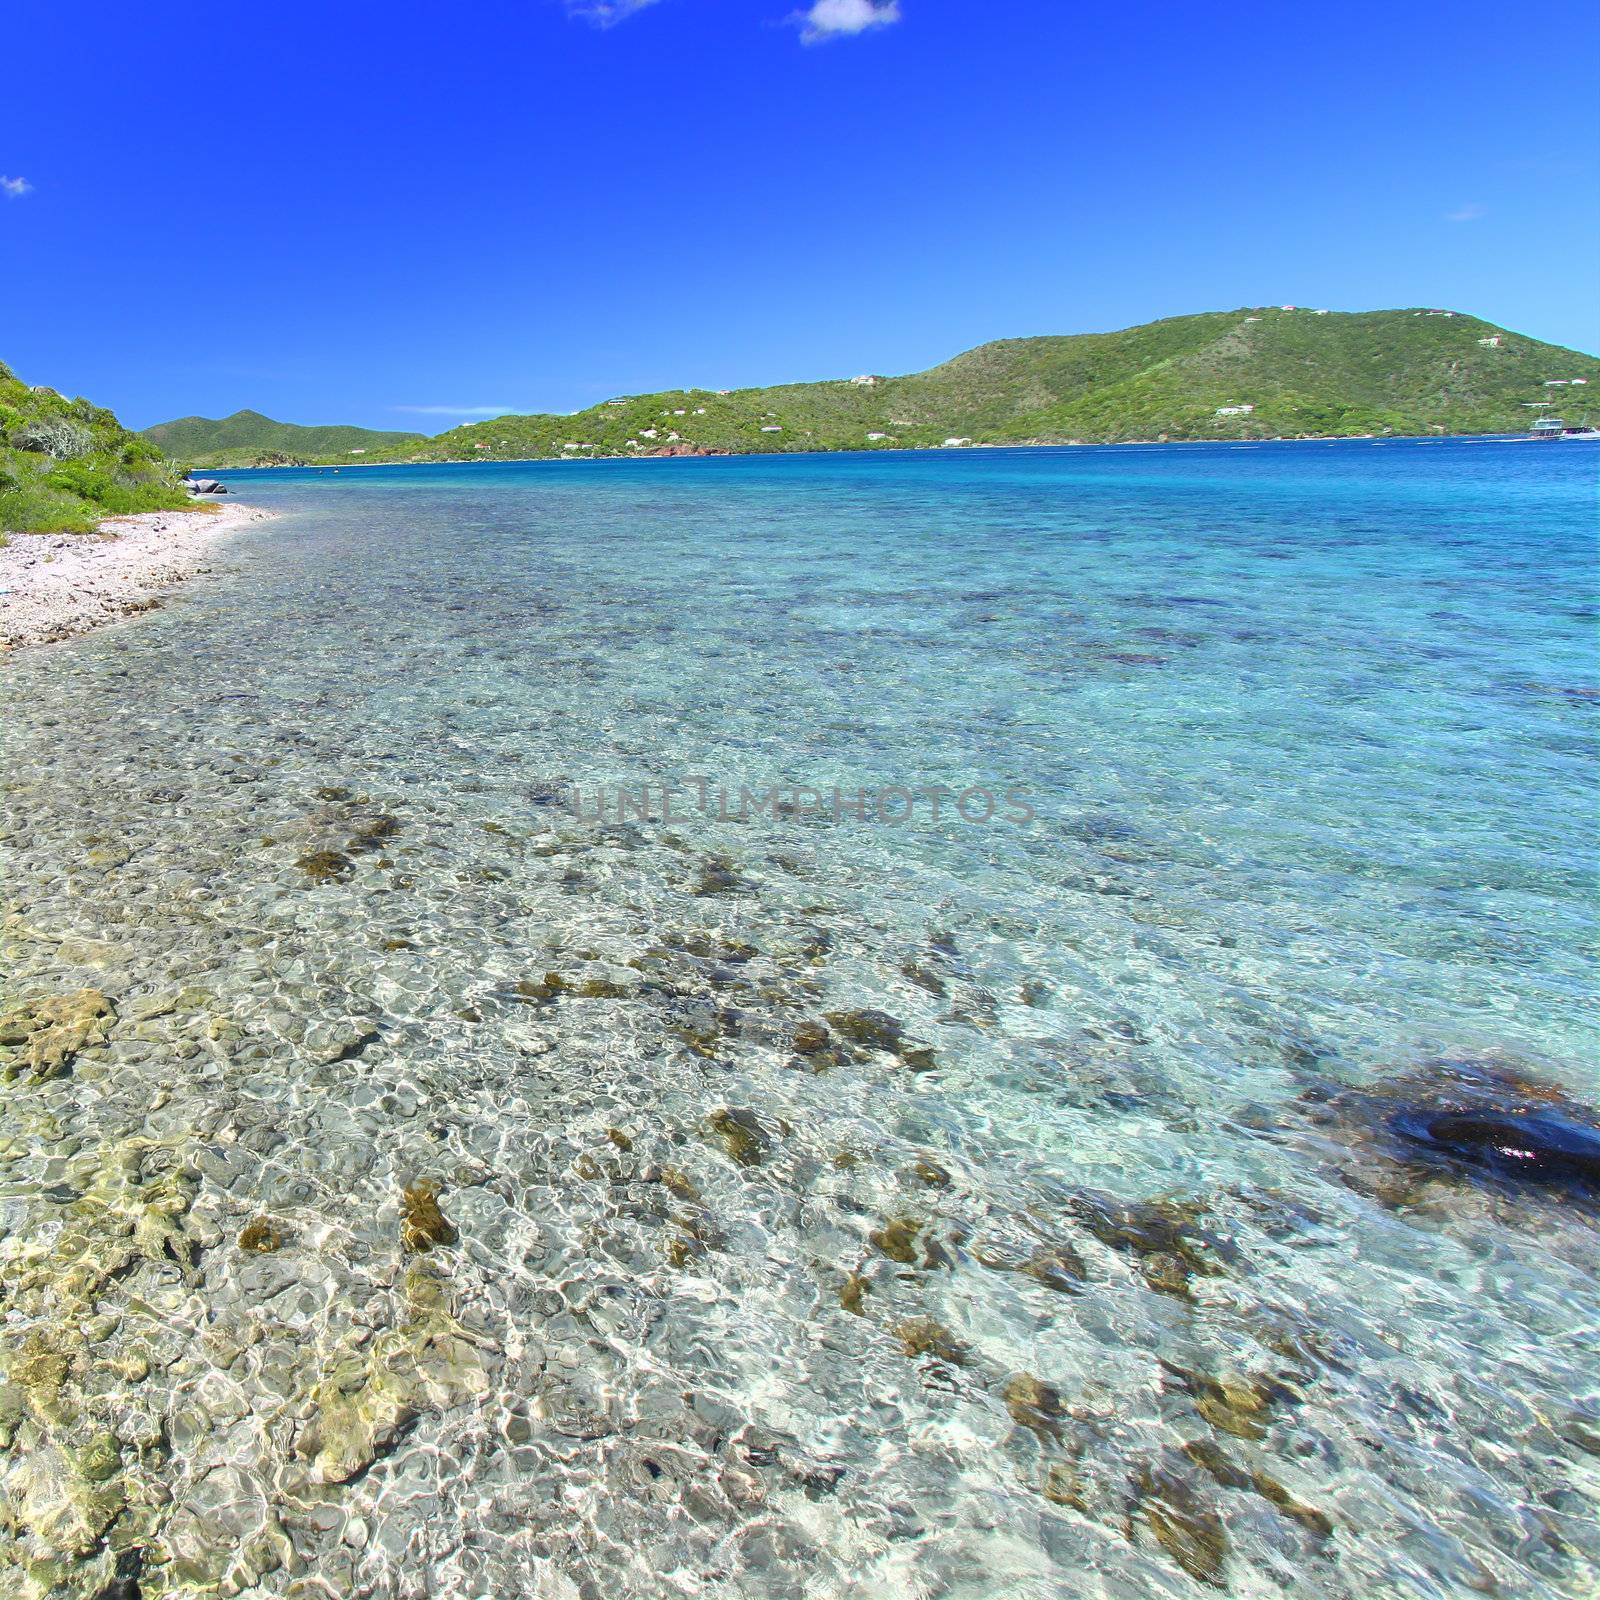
[4,0,1597,431]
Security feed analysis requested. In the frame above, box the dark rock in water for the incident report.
[870,1216,921,1263]
[894,1317,967,1365]
[1022,1244,1088,1293]
[1303,1057,1600,1204]
[400,1179,456,1251]
[824,1008,904,1051]
[1070,1191,1237,1293]
[238,1216,285,1253]
[706,1107,772,1167]
[1130,1461,1229,1588]
[95,1548,143,1600]
[1002,1372,1064,1436]
[1182,1439,1332,1541]
[1390,1108,1600,1189]
[792,1019,832,1055]
[296,850,353,883]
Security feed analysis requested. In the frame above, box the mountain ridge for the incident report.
[142,409,425,466]
[146,308,1600,466]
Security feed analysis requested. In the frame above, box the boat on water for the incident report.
[1530,415,1600,439]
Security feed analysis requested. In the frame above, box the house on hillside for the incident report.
[943,437,972,447]
[867,432,890,441]
[1478,336,1502,348]
[1215,404,1255,416]
[348,448,366,455]
[760,425,782,433]
[850,375,883,387]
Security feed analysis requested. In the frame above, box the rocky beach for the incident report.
[0,502,273,652]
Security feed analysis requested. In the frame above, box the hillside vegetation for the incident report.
[360,307,1600,464]
[143,409,425,467]
[1,361,191,534]
[139,308,1599,469]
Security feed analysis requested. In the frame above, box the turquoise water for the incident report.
[1,439,1596,1598]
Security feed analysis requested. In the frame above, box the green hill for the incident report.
[1,361,191,534]
[142,409,425,467]
[366,306,1598,463]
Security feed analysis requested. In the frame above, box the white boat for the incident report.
[1530,416,1600,440]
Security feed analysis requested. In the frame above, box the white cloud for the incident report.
[1,176,32,200]
[792,0,900,43]
[1447,203,1486,223]
[392,404,519,417]
[561,0,661,26]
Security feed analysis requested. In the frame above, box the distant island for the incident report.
[141,411,426,469]
[145,307,1600,468]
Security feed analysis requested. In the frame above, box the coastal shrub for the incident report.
[0,481,95,533]
[48,455,189,517]
[0,355,191,532]
[9,416,95,460]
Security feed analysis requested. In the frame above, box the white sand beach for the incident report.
[0,500,271,651]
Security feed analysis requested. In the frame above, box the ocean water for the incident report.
[1,439,1596,1600]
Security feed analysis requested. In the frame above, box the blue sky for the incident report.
[3,0,1597,431]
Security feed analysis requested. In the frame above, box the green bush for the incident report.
[0,361,191,533]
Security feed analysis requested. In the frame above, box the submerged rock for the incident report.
[0,989,115,1083]
[894,1318,967,1365]
[706,1107,772,1167]
[1070,1191,1235,1298]
[296,849,353,883]
[824,1008,904,1051]
[1390,1107,1600,1189]
[301,1267,488,1484]
[238,1216,285,1254]
[1130,1461,1230,1588]
[1021,1244,1088,1293]
[1161,1362,1293,1440]
[838,1271,869,1315]
[792,1019,832,1055]
[691,856,745,896]
[1303,1056,1600,1206]
[399,1180,457,1251]
[1183,1439,1332,1540]
[869,1217,921,1264]
[1002,1373,1064,1436]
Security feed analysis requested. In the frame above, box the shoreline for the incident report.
[197,429,1546,474]
[0,499,273,653]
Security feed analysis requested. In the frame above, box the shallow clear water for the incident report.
[2,440,1597,1599]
